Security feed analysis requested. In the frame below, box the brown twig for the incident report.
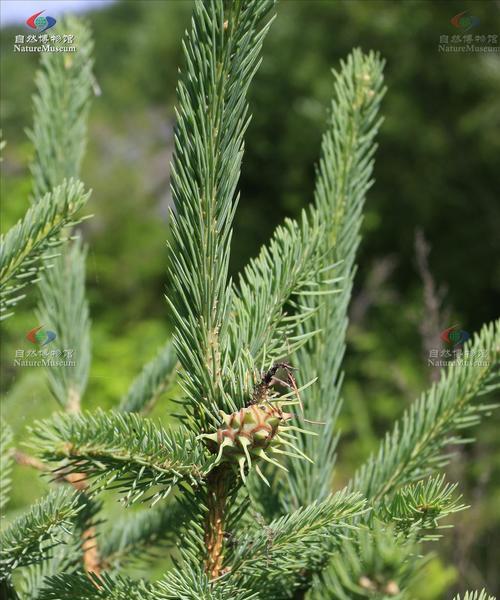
[12,449,46,472]
[82,525,101,574]
[64,387,102,578]
[15,450,89,493]
[204,467,230,579]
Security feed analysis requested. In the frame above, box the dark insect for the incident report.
[250,361,324,425]
[250,362,297,406]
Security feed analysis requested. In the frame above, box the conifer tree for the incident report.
[1,2,498,599]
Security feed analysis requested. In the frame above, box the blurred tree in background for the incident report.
[1,1,499,597]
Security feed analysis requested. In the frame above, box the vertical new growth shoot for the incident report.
[167,0,275,578]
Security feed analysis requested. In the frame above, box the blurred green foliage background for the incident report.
[1,1,499,597]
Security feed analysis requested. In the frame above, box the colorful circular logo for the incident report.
[440,326,470,348]
[450,11,480,32]
[26,326,57,347]
[26,11,57,33]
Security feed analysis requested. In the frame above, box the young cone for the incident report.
[200,402,315,485]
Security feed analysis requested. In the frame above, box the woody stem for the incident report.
[66,387,102,578]
[204,466,230,579]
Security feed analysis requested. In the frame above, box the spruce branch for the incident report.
[167,0,275,432]
[13,440,100,578]
[230,490,366,592]
[283,49,385,511]
[30,17,95,412]
[26,18,98,577]
[167,0,275,582]
[310,523,423,600]
[379,474,467,542]
[118,341,178,414]
[228,212,330,395]
[351,319,500,502]
[0,488,81,580]
[36,238,90,411]
[16,497,101,599]
[0,420,14,512]
[28,17,94,200]
[29,410,217,504]
[0,180,91,320]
